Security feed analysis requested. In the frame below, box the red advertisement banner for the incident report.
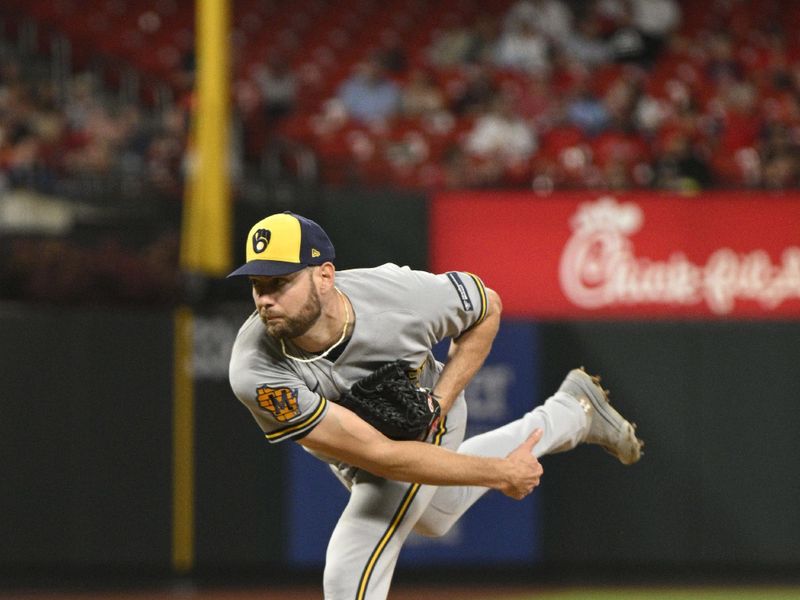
[430,191,800,319]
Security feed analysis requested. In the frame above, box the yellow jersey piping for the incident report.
[265,396,328,443]
[355,417,448,599]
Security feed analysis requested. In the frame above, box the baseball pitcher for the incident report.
[228,212,643,600]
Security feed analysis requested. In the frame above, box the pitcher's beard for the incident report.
[261,286,322,340]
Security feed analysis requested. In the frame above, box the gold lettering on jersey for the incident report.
[256,386,300,422]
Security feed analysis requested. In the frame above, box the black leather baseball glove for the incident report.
[337,360,441,441]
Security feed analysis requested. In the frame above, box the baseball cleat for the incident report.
[558,367,644,465]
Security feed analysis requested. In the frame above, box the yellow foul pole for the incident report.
[173,0,232,574]
[180,0,232,275]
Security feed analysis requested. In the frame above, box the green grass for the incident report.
[505,589,800,600]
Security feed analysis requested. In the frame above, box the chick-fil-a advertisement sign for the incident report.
[430,192,800,319]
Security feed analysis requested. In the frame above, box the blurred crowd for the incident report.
[0,54,189,200]
[250,0,800,191]
[0,36,188,304]
[3,0,800,199]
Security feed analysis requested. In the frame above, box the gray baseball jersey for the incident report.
[228,262,509,600]
[228,262,487,448]
[228,262,591,600]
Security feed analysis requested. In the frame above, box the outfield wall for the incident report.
[3,309,799,576]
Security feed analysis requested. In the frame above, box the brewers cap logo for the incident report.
[228,212,335,278]
[252,229,271,254]
[256,385,300,422]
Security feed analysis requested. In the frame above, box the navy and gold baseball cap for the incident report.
[227,212,335,278]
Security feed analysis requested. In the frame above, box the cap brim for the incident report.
[226,260,307,278]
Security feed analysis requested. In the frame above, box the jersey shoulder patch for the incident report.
[446,271,474,312]
[256,385,301,422]
[446,271,488,329]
